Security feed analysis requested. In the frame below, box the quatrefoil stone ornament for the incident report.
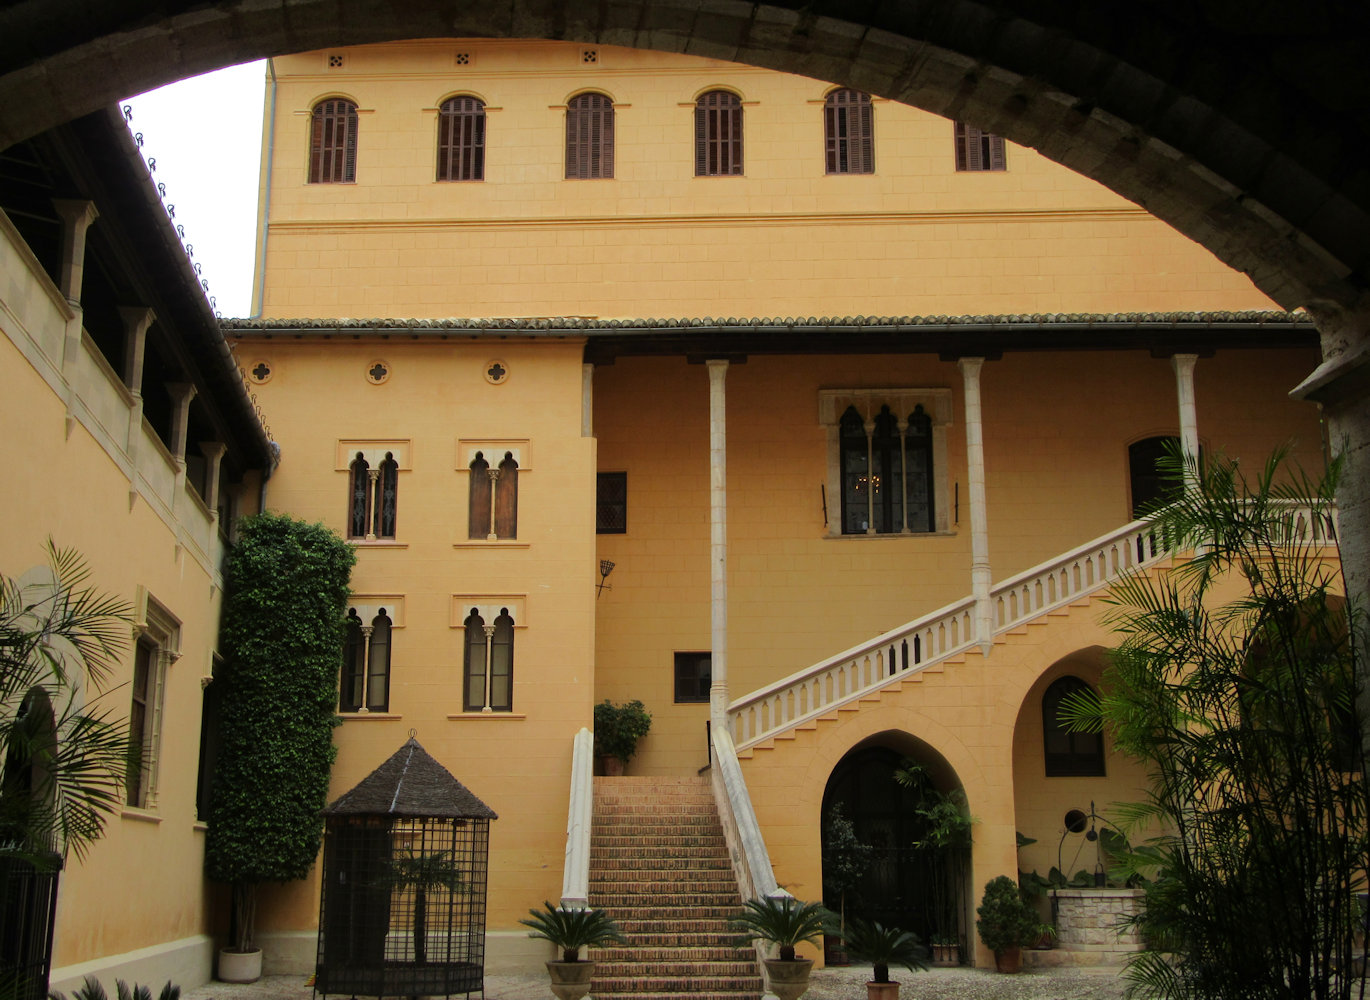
[485,360,508,385]
[248,361,272,384]
[367,361,391,385]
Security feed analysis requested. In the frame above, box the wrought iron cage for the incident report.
[316,738,495,1000]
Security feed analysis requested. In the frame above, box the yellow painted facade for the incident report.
[0,36,1335,992]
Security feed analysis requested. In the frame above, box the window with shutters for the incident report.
[126,595,179,810]
[566,92,614,179]
[339,608,393,713]
[694,90,743,176]
[954,122,1006,172]
[1043,676,1105,777]
[347,451,398,540]
[462,608,515,712]
[824,89,874,174]
[438,96,486,181]
[309,99,359,183]
[820,389,952,537]
[468,450,518,540]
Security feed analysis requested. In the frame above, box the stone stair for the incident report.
[589,776,763,1000]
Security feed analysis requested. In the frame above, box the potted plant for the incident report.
[730,894,830,1000]
[839,917,927,1000]
[929,935,959,966]
[821,803,872,964]
[521,902,627,1000]
[976,875,1039,973]
[593,699,652,774]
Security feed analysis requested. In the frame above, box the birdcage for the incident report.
[315,737,496,999]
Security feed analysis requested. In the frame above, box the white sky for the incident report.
[123,61,267,319]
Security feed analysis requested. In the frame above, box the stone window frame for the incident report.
[125,590,180,812]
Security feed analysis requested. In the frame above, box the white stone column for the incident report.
[582,363,594,437]
[707,360,730,732]
[958,358,993,653]
[1172,354,1200,488]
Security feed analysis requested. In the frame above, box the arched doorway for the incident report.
[820,740,970,952]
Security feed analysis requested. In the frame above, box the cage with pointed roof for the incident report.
[314,737,497,999]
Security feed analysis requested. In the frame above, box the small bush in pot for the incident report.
[976,875,1038,972]
[592,699,652,771]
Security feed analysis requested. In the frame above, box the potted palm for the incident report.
[592,699,652,775]
[731,894,830,1000]
[521,902,627,1000]
[975,875,1039,973]
[839,917,927,1000]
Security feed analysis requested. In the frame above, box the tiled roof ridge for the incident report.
[224,309,1310,331]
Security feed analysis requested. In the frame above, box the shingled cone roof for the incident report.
[322,736,498,820]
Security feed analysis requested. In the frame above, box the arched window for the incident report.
[468,451,518,540]
[1129,435,1181,519]
[438,96,486,181]
[347,452,398,540]
[824,89,874,174]
[338,609,392,713]
[463,608,515,712]
[695,90,743,176]
[309,99,359,183]
[953,122,1006,172]
[1043,676,1105,777]
[566,92,614,179]
[839,404,935,534]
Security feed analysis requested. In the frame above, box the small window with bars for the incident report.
[596,472,627,533]
[438,96,486,181]
[695,90,743,176]
[566,92,615,179]
[954,122,1006,172]
[824,89,874,174]
[309,99,359,183]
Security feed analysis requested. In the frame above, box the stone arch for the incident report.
[1,1,1367,316]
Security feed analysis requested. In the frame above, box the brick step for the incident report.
[593,813,723,828]
[593,975,763,993]
[594,947,751,962]
[590,960,758,977]
[588,993,758,1000]
[604,931,741,946]
[587,855,733,872]
[591,835,727,849]
[591,866,735,882]
[591,899,741,915]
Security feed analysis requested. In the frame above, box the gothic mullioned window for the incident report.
[954,122,1006,172]
[463,608,514,712]
[309,99,359,183]
[438,96,486,181]
[347,452,398,540]
[339,609,392,713]
[467,451,518,540]
[838,404,934,534]
[566,92,614,179]
[695,90,743,176]
[824,89,874,174]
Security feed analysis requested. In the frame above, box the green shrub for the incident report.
[520,902,627,962]
[592,699,651,764]
[975,875,1038,955]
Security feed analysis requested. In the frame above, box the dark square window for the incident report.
[597,472,627,534]
[674,652,712,703]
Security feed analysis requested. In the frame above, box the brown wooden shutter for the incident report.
[494,453,518,539]
[566,93,614,179]
[824,90,873,174]
[468,453,490,538]
[955,122,1006,172]
[310,100,358,183]
[696,91,742,176]
[438,97,486,181]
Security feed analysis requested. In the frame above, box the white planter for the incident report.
[217,947,263,983]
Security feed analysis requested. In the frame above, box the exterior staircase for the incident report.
[589,776,763,1000]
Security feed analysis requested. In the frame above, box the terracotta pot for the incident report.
[764,957,813,1000]
[546,960,595,1000]
[599,755,625,776]
[823,934,849,966]
[994,945,1021,974]
[866,980,900,1000]
[931,943,958,966]
[217,947,262,984]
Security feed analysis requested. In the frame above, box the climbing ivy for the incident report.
[204,513,354,951]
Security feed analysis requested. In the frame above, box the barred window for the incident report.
[566,92,615,179]
[695,90,743,176]
[824,89,874,174]
[596,472,627,534]
[309,99,359,183]
[438,96,486,181]
[954,122,1006,172]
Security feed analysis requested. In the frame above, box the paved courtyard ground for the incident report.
[180,963,1130,1000]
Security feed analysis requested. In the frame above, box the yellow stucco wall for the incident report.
[255,40,1275,320]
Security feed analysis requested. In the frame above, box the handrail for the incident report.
[559,727,594,910]
[727,517,1171,750]
[709,724,778,902]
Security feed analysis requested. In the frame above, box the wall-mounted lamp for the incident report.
[597,560,616,598]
